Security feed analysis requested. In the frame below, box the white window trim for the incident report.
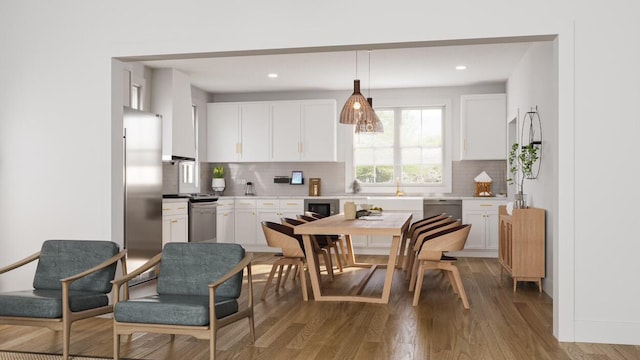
[344,99,452,195]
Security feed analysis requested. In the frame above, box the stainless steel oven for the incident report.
[304,198,340,218]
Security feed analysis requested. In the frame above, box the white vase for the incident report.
[212,178,225,195]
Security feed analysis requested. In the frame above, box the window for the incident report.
[130,84,142,110]
[351,104,451,193]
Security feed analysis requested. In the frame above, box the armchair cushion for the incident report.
[0,290,109,318]
[114,294,238,326]
[157,243,245,298]
[33,240,119,293]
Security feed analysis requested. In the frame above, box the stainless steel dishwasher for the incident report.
[188,196,218,242]
[423,199,462,220]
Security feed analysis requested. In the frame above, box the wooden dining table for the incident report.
[293,212,412,303]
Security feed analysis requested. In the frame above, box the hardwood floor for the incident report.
[1,253,639,360]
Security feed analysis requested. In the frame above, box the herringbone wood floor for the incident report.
[1,253,639,360]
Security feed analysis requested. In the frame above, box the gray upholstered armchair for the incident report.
[112,242,255,360]
[0,239,127,360]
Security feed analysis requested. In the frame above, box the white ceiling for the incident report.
[138,42,536,94]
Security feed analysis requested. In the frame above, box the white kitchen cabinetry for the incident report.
[234,198,257,245]
[271,100,337,161]
[256,198,304,245]
[209,100,336,163]
[460,199,507,255]
[460,94,507,160]
[216,198,235,243]
[162,200,189,246]
[152,68,195,160]
[206,103,270,162]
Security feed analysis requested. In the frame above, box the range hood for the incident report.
[151,68,196,161]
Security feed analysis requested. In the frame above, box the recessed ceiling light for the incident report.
[267,73,278,78]
[456,65,467,70]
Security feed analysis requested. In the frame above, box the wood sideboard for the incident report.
[498,206,545,292]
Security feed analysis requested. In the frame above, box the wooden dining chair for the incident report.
[261,221,309,301]
[297,214,345,272]
[281,217,334,281]
[412,224,472,309]
[304,211,325,219]
[404,216,454,280]
[408,219,461,291]
[400,213,449,271]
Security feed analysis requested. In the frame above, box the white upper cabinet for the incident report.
[271,102,302,161]
[151,68,196,160]
[271,99,336,162]
[460,94,507,160]
[301,100,337,161]
[207,103,240,162]
[207,102,269,162]
[208,100,336,162]
[239,103,270,162]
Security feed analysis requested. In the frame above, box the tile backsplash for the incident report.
[200,160,507,197]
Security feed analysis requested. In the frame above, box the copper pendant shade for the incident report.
[355,97,384,133]
[339,79,369,125]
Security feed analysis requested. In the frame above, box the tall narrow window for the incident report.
[131,84,141,110]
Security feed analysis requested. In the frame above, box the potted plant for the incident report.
[507,143,539,208]
[211,165,226,194]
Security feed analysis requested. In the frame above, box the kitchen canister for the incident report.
[344,201,356,220]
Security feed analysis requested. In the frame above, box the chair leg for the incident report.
[210,328,216,360]
[446,269,459,294]
[262,264,279,300]
[332,244,343,272]
[405,240,416,279]
[322,250,334,280]
[62,317,71,360]
[409,254,420,291]
[449,265,470,309]
[282,264,293,286]
[299,260,308,301]
[113,326,120,360]
[337,237,348,264]
[275,264,285,290]
[412,261,426,306]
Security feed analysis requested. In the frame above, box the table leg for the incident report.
[344,234,356,266]
[381,235,401,303]
[302,234,322,300]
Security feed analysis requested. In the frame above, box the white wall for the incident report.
[2,0,640,346]
[506,42,557,297]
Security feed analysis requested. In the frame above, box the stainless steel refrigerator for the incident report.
[123,107,163,285]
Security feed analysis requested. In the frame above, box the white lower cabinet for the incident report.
[461,199,507,255]
[234,198,257,245]
[256,198,304,245]
[162,200,189,246]
[216,198,235,243]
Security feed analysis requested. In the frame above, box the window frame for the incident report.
[345,99,452,195]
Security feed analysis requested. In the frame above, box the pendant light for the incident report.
[355,50,384,133]
[339,51,378,127]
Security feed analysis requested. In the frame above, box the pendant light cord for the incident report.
[368,50,371,97]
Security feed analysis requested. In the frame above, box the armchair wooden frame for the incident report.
[111,251,255,360]
[0,249,128,360]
